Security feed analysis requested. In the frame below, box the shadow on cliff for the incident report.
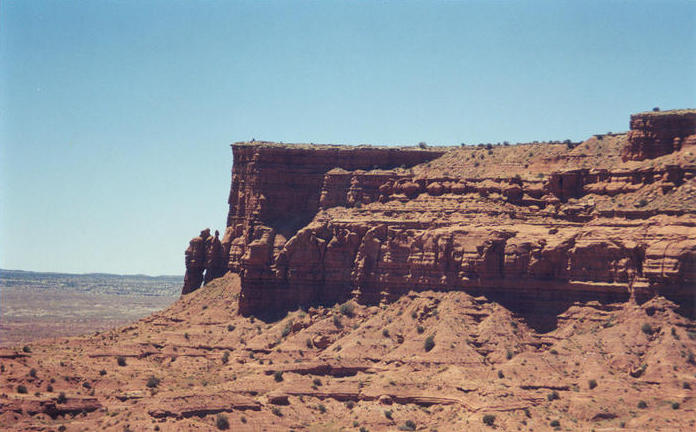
[482,290,631,333]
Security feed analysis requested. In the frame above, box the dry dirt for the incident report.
[1,273,695,431]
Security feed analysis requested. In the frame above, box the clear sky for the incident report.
[1,1,694,276]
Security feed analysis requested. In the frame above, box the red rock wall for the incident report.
[622,111,696,161]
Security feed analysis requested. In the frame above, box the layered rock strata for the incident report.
[182,110,696,320]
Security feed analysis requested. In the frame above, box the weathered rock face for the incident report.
[621,110,696,161]
[183,111,696,319]
[181,229,226,295]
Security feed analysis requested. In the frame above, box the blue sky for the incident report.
[1,0,694,275]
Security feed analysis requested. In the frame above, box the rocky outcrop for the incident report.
[182,229,226,295]
[182,111,696,318]
[621,109,696,161]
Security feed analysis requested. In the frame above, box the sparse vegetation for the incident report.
[399,420,416,431]
[29,368,37,378]
[672,401,680,409]
[497,370,504,379]
[418,142,428,149]
[641,323,654,335]
[117,356,127,366]
[281,323,292,338]
[22,345,31,353]
[340,302,355,317]
[588,379,597,390]
[550,419,560,428]
[382,328,390,337]
[424,335,435,352]
[215,413,229,430]
[384,409,393,419]
[306,338,313,348]
[99,369,107,376]
[547,391,560,401]
[318,403,326,413]
[483,414,496,426]
[227,324,235,332]
[146,376,160,388]
[17,385,28,394]
[333,314,342,328]
[637,400,647,409]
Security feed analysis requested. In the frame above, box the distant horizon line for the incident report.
[0,268,184,279]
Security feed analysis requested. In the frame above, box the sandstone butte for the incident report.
[2,109,696,431]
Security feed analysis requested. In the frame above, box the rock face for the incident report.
[183,111,696,320]
[621,109,696,161]
[182,229,226,295]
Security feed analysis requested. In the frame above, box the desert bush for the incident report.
[82,381,91,389]
[340,302,355,317]
[215,413,229,430]
[274,371,284,382]
[588,379,597,389]
[57,392,67,403]
[29,368,37,378]
[222,351,229,364]
[318,404,326,413]
[400,420,416,431]
[360,428,369,432]
[384,409,393,419]
[424,335,435,352]
[382,329,390,337]
[345,401,355,409]
[99,369,107,376]
[641,323,654,335]
[281,323,291,338]
[418,142,428,149]
[313,377,322,386]
[417,325,425,334]
[333,314,342,328]
[17,385,28,394]
[227,324,235,332]
[637,400,647,409]
[306,338,313,348]
[22,346,31,353]
[46,384,53,392]
[117,356,127,367]
[497,370,504,379]
[272,407,282,416]
[547,391,559,401]
[550,419,560,427]
[146,376,160,388]
[653,107,660,112]
[672,401,680,409]
[506,350,514,360]
[482,414,496,426]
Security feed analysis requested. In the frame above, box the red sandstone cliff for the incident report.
[183,110,696,321]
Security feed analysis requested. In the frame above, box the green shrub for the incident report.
[340,302,355,317]
[146,376,160,388]
[400,420,416,431]
[424,335,435,352]
[672,401,680,409]
[215,413,229,430]
[641,323,654,335]
[482,414,496,426]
